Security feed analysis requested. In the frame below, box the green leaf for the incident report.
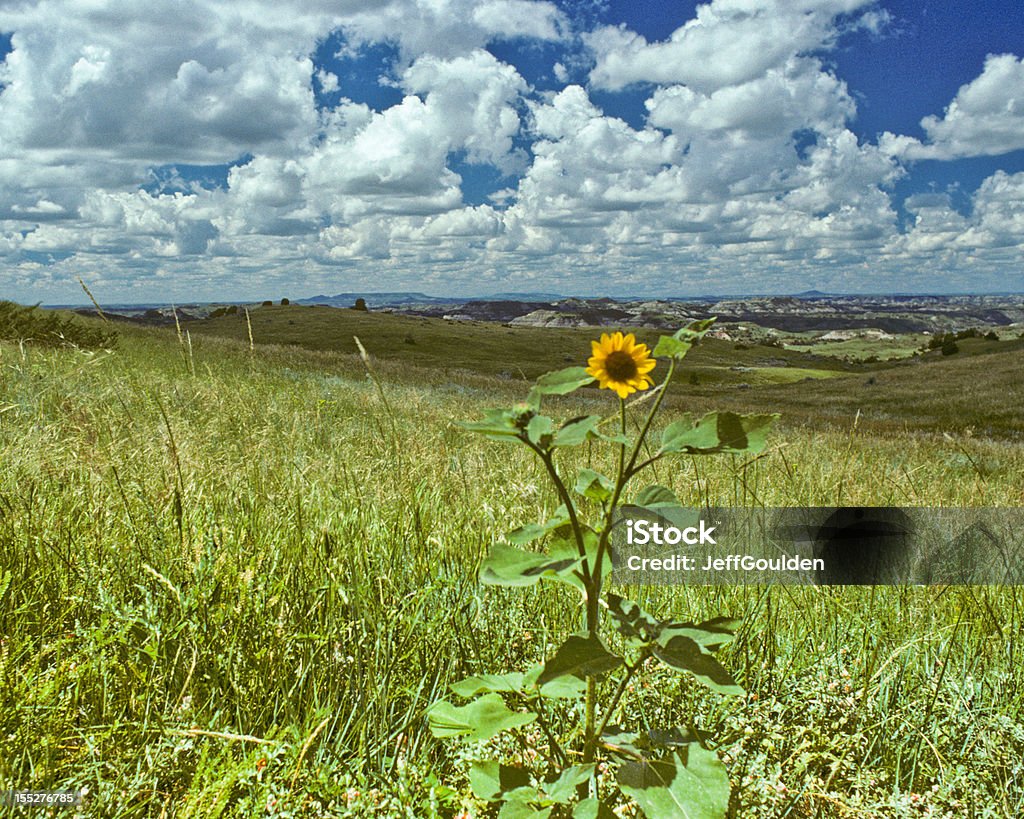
[652,634,744,696]
[459,404,542,441]
[543,764,596,803]
[573,798,618,818]
[499,800,552,819]
[480,543,583,587]
[652,335,695,360]
[459,408,521,438]
[470,761,532,801]
[659,413,718,453]
[531,366,595,396]
[537,633,623,687]
[659,411,778,456]
[660,617,741,652]
[574,468,614,503]
[633,484,680,508]
[602,726,707,760]
[618,746,731,819]
[426,694,536,741]
[605,594,662,644]
[682,317,718,335]
[506,509,570,545]
[450,673,526,698]
[526,414,556,448]
[553,415,602,447]
[601,726,645,759]
[727,413,776,453]
[693,616,742,635]
[652,318,717,361]
[647,727,708,749]
[548,526,603,589]
[523,665,589,699]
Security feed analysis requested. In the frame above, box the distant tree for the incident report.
[280,298,290,306]
[985,330,999,341]
[353,298,368,311]
[941,339,959,356]
[262,300,273,307]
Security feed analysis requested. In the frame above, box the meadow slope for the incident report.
[1,320,1023,817]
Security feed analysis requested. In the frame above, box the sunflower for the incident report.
[586,331,656,399]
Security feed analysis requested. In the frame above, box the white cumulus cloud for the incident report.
[882,54,1024,161]
[587,0,877,93]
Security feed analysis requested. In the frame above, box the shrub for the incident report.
[280,298,290,306]
[353,298,368,311]
[0,301,117,349]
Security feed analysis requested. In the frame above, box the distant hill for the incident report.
[299,292,456,308]
[187,302,851,381]
[181,303,1024,436]
[298,291,571,308]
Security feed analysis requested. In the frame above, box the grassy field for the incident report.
[2,315,1023,817]
[186,303,1024,438]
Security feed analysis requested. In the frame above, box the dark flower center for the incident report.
[605,350,639,381]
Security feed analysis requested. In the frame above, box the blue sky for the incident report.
[0,0,1022,302]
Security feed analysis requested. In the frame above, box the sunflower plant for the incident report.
[428,319,778,818]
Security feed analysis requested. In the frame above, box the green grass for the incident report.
[185,304,1024,437]
[782,332,932,361]
[2,320,1023,817]
[187,303,854,380]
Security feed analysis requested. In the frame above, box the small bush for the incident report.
[262,300,273,307]
[353,298,368,311]
[0,301,117,348]
[280,298,290,306]
[941,339,959,356]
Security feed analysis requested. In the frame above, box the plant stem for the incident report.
[584,676,597,762]
[527,441,587,563]
[624,358,677,478]
[590,359,678,603]
[594,651,648,742]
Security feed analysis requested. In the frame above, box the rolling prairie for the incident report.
[1,312,1022,817]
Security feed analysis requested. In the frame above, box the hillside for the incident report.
[183,304,1024,437]
[187,303,855,380]
[748,337,1024,437]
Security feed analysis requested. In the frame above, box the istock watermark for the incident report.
[612,506,1024,585]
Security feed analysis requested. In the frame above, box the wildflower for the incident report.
[586,332,656,399]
